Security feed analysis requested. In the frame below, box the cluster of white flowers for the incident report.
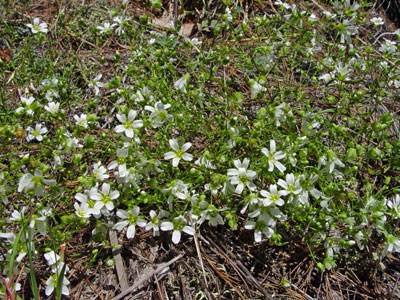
[96,14,130,35]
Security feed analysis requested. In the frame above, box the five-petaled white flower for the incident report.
[260,184,285,207]
[164,139,193,167]
[74,113,88,128]
[92,162,109,181]
[16,96,35,115]
[160,216,195,244]
[96,22,116,34]
[245,212,276,242]
[26,123,48,142]
[261,140,286,173]
[250,79,267,99]
[227,158,257,194]
[371,17,384,26]
[89,183,119,212]
[115,110,143,138]
[144,102,173,128]
[26,18,48,34]
[45,273,70,297]
[174,74,190,93]
[74,201,91,218]
[18,169,56,197]
[44,102,60,114]
[113,206,147,239]
[88,74,104,96]
[277,173,302,196]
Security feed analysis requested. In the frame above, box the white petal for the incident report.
[128,110,137,120]
[126,225,136,239]
[133,120,143,128]
[169,139,179,150]
[160,221,173,231]
[164,152,175,160]
[115,125,125,133]
[172,230,181,244]
[181,142,192,152]
[182,153,193,161]
[270,140,276,152]
[125,128,134,138]
[172,157,180,167]
[275,161,286,173]
[183,226,195,236]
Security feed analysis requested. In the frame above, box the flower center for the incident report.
[123,119,133,129]
[127,214,137,225]
[175,149,184,159]
[287,184,297,192]
[101,194,111,204]
[270,193,279,203]
[239,175,249,185]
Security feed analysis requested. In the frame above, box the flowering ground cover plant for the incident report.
[0,0,399,298]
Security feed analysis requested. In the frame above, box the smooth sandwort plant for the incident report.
[0,0,399,297]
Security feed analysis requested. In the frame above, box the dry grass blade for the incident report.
[203,233,273,299]
[112,253,184,300]
[109,229,129,292]
[193,232,208,288]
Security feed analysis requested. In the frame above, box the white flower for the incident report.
[371,17,384,26]
[260,184,285,207]
[164,139,193,167]
[89,183,119,211]
[115,110,143,138]
[17,96,35,115]
[92,162,109,181]
[75,192,102,216]
[144,102,173,128]
[108,147,128,177]
[319,72,335,83]
[160,216,195,244]
[145,210,166,236]
[323,11,336,20]
[45,274,70,296]
[26,18,48,34]
[198,203,224,226]
[227,158,257,194]
[113,15,130,35]
[45,90,59,101]
[261,140,286,173]
[18,169,56,197]
[195,156,216,170]
[26,123,48,142]
[44,102,60,114]
[379,39,397,54]
[113,206,147,239]
[273,103,290,126]
[74,113,88,128]
[174,74,190,93]
[88,74,104,96]
[318,150,345,174]
[74,201,91,218]
[277,173,302,196]
[10,207,27,222]
[245,213,276,242]
[96,22,116,34]
[250,79,267,99]
[387,194,400,219]
[308,13,318,22]
[44,251,60,266]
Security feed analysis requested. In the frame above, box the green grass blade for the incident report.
[27,228,39,300]
[55,262,66,300]
[8,226,24,279]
